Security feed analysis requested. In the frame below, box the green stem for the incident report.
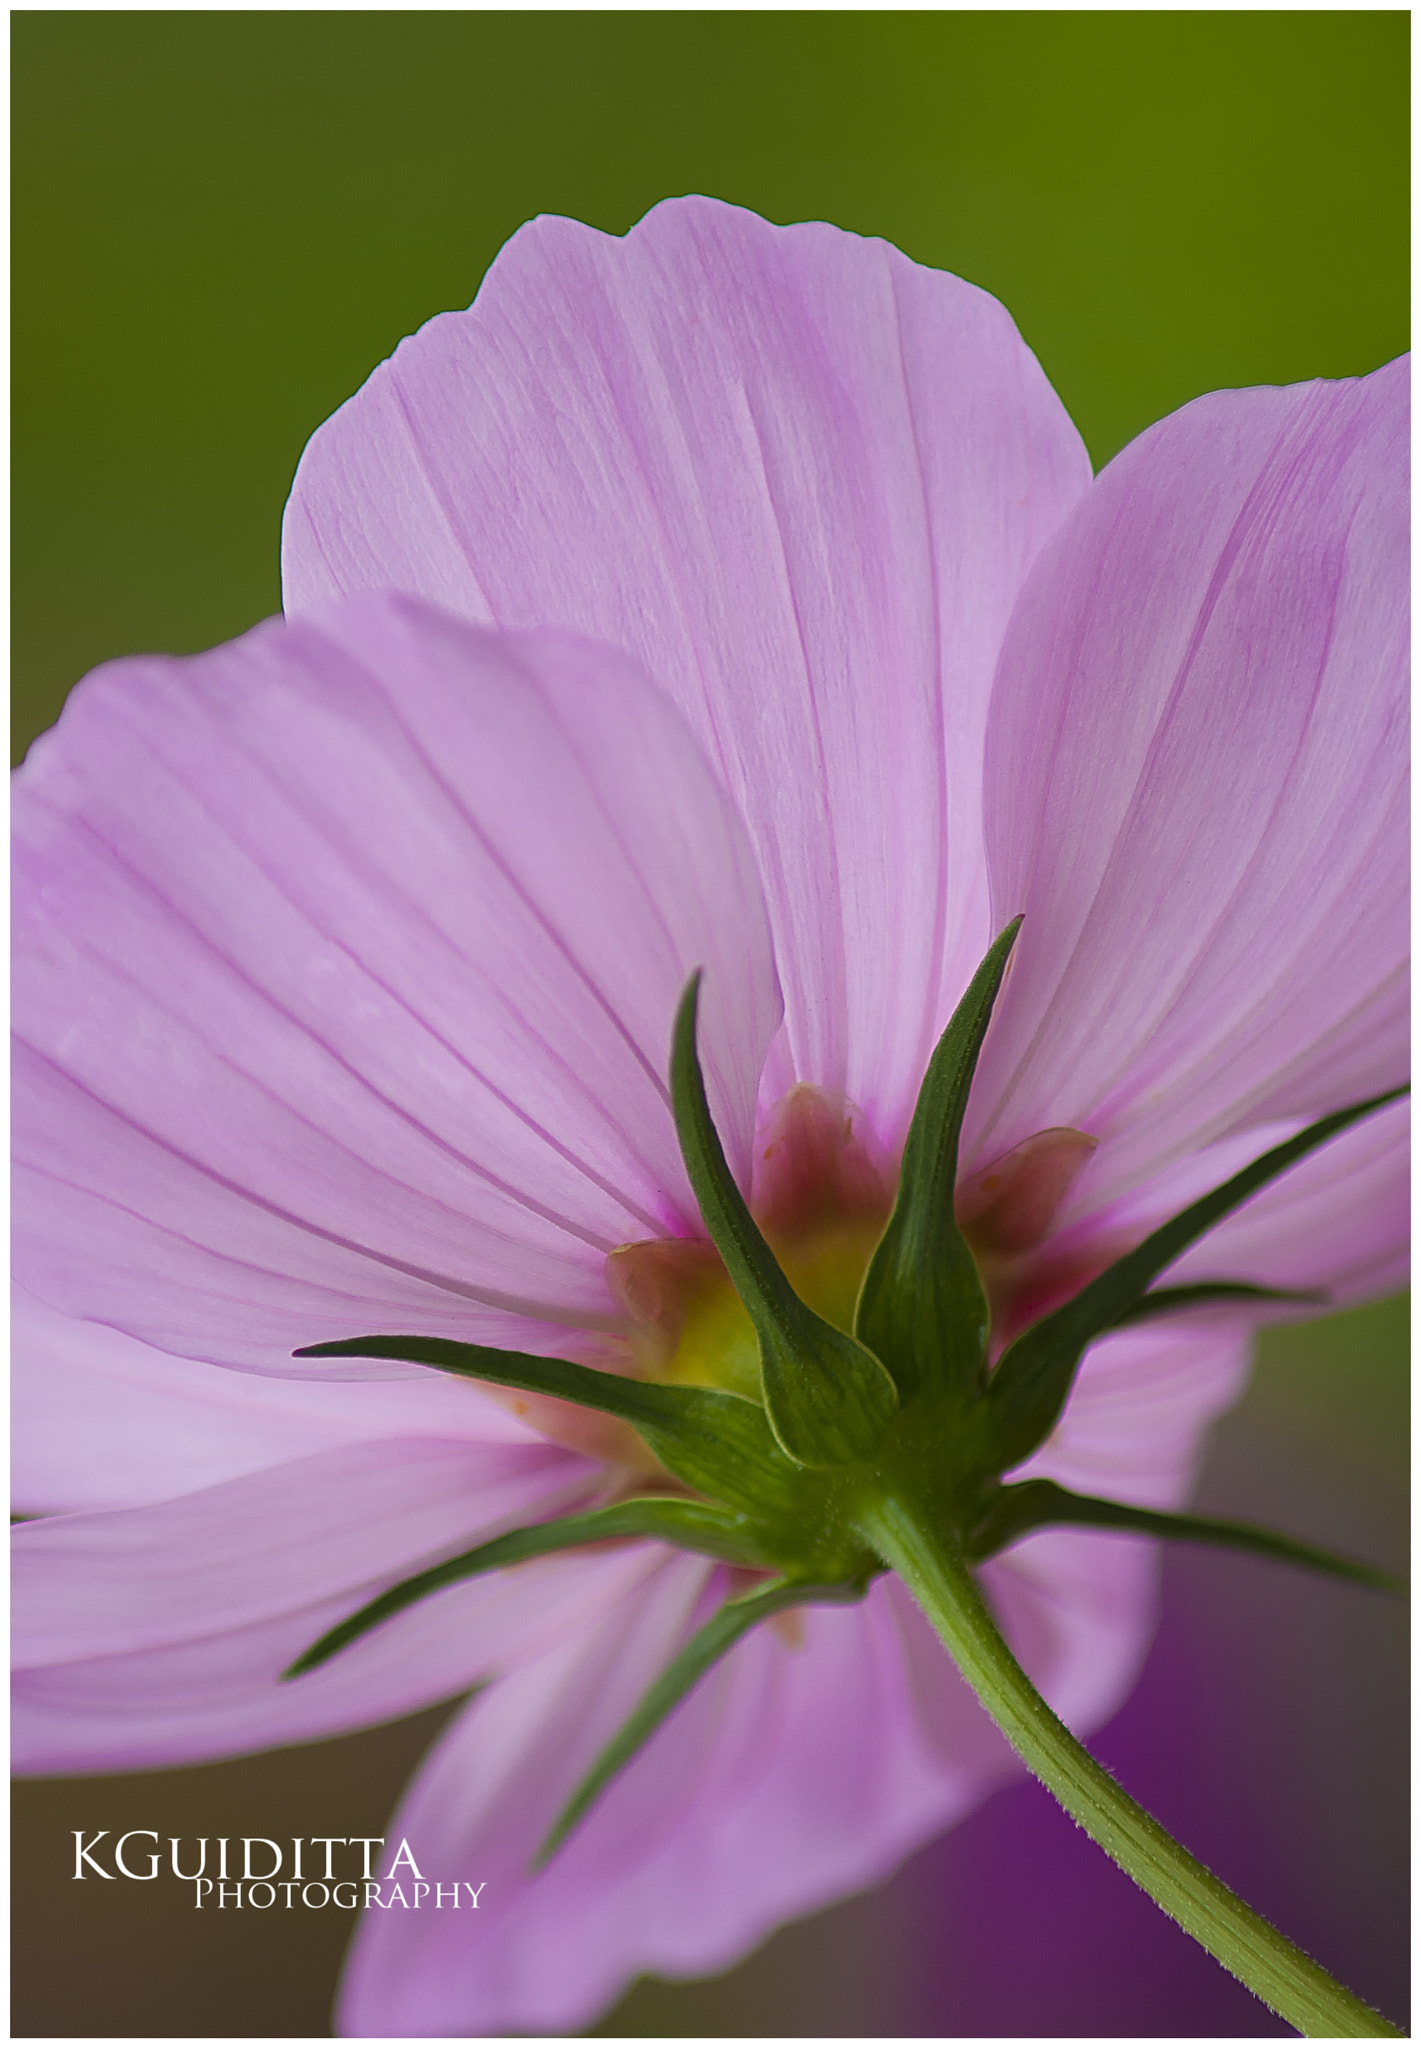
[859,1492,1400,2038]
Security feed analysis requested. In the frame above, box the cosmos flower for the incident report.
[12,200,1407,2036]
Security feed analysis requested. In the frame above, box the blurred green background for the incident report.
[12,10,1408,2038]
[12,9,1408,758]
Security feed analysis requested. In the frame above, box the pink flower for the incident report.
[13,199,1407,2036]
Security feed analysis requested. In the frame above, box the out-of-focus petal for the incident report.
[981,1318,1253,1765]
[14,1306,1250,2026]
[972,360,1408,1205]
[1009,1097,1407,1366]
[337,1561,1000,2038]
[1170,1095,1410,1306]
[1018,1317,1254,1511]
[14,598,778,1374]
[339,1317,1243,2036]
[10,1439,646,1772]
[12,1285,539,1514]
[283,195,1092,1147]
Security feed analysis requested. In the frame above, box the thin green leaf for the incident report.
[283,1497,770,1679]
[855,919,1021,1402]
[535,1576,868,1866]
[968,1477,1406,1594]
[294,1335,799,1516]
[1108,1281,1326,1330]
[985,1084,1408,1471]
[670,973,897,1467]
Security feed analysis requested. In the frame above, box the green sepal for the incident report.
[967,1477,1406,1595]
[294,1334,799,1517]
[670,973,898,1468]
[984,1084,1408,1472]
[1107,1281,1326,1329]
[282,1497,772,1679]
[535,1576,870,1867]
[855,919,1021,1403]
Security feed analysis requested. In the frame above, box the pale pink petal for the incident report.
[1018,1318,1255,1511]
[1170,1094,1410,1306]
[336,1322,1243,2034]
[971,359,1408,1210]
[979,1319,1253,1765]
[337,1560,1001,2037]
[14,1310,1249,2026]
[12,1285,539,1514]
[960,1327,1251,1845]
[283,195,1092,1147]
[14,598,778,1374]
[1021,1075,1407,1346]
[10,1440,662,1773]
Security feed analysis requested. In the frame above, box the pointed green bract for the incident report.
[967,1477,1406,1593]
[984,1084,1408,1472]
[1107,1281,1326,1329]
[855,919,1021,1403]
[535,1577,869,1867]
[283,1497,773,1679]
[295,1334,800,1516]
[669,974,898,1467]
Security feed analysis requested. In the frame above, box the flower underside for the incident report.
[290,920,1404,1865]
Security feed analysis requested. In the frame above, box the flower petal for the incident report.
[972,359,1408,1206]
[336,1320,1242,2036]
[15,1316,1244,2022]
[1172,1094,1410,1306]
[980,1316,1252,1747]
[336,1561,994,2037]
[283,195,1092,1146]
[10,1439,647,1773]
[14,598,778,1373]
[1018,1317,1254,1513]
[12,1285,539,1514]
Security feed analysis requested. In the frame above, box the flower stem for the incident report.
[859,1491,1400,2038]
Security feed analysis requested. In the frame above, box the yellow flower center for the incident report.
[602,1087,1102,1405]
[607,1084,893,1401]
